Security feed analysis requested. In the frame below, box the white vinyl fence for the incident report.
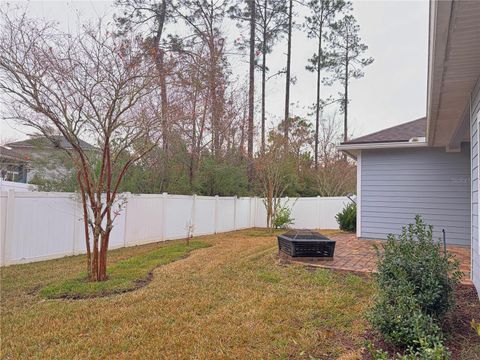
[0,180,37,192]
[0,190,350,266]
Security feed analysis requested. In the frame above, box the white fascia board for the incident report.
[336,141,429,152]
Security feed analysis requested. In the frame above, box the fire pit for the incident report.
[277,229,336,259]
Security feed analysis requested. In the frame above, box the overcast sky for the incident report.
[0,0,429,143]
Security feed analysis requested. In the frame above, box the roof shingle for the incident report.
[341,117,426,145]
[0,146,27,162]
[7,136,94,150]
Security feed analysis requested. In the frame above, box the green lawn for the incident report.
[41,241,209,299]
[1,230,376,359]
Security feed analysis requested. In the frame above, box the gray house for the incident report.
[0,146,28,183]
[6,136,94,183]
[338,0,480,294]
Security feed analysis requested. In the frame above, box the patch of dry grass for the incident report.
[1,230,375,359]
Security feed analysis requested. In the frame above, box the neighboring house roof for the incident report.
[7,136,94,151]
[341,117,426,145]
[0,146,28,162]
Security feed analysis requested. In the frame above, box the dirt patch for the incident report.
[444,284,480,359]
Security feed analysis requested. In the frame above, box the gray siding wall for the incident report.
[360,145,470,246]
[471,78,480,292]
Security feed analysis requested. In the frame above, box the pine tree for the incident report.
[328,14,373,143]
[304,0,348,168]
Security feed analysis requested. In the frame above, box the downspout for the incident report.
[470,90,474,282]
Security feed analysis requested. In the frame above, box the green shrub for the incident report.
[366,339,451,360]
[375,215,461,319]
[401,339,451,360]
[370,289,443,347]
[273,205,294,229]
[369,215,461,357]
[335,202,356,232]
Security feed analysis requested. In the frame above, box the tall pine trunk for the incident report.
[314,25,323,169]
[261,0,267,153]
[283,0,293,143]
[247,0,255,184]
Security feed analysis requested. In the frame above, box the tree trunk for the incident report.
[210,62,219,157]
[283,0,293,144]
[314,25,323,169]
[98,230,110,281]
[189,89,198,185]
[247,0,256,185]
[261,0,267,154]
[77,172,91,278]
[91,228,100,281]
[344,56,348,143]
[159,50,169,153]
[267,182,273,228]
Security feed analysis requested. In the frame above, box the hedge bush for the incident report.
[369,215,461,358]
[335,202,356,232]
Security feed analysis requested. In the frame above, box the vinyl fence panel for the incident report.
[194,196,216,236]
[8,192,76,263]
[216,197,235,233]
[290,198,318,229]
[124,194,164,246]
[164,195,194,240]
[0,180,37,192]
[0,190,348,265]
[235,198,252,229]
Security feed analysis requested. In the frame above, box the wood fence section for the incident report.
[0,191,349,266]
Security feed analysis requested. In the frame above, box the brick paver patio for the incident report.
[284,232,472,284]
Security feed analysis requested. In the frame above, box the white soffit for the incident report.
[427,0,480,147]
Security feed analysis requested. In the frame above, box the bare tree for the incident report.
[174,0,230,158]
[0,10,158,281]
[116,0,172,153]
[255,134,293,228]
[315,113,355,196]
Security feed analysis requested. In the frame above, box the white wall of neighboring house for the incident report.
[0,191,350,266]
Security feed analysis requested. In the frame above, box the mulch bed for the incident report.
[362,284,480,359]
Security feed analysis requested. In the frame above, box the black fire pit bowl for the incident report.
[277,229,336,258]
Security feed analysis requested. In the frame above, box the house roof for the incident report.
[341,117,427,145]
[7,136,94,150]
[0,146,28,162]
[336,117,429,158]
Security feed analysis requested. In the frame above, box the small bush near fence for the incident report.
[368,215,462,359]
[335,202,356,232]
[273,205,295,229]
